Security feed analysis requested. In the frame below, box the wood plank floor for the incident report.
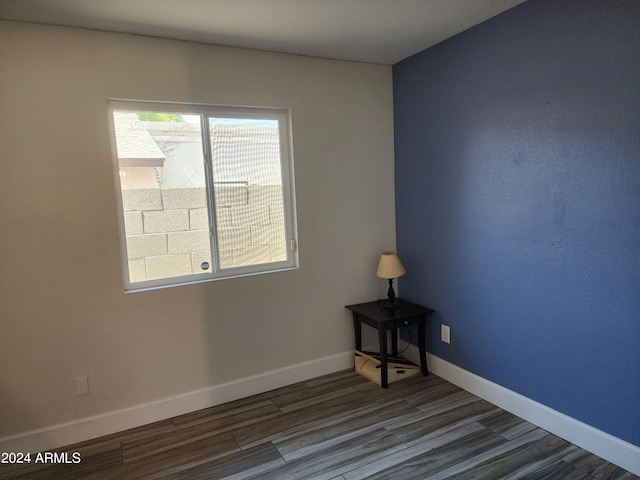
[3,370,638,479]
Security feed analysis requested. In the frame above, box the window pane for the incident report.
[109,102,297,291]
[112,111,212,283]
[209,118,288,269]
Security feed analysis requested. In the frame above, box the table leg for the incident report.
[352,313,362,352]
[417,315,428,376]
[378,327,388,388]
[391,328,398,357]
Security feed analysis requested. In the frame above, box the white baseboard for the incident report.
[400,342,640,476]
[0,351,354,454]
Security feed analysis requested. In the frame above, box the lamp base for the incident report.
[378,278,399,309]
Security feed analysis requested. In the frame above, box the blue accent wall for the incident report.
[393,0,639,446]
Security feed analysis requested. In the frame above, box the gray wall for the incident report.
[0,21,395,446]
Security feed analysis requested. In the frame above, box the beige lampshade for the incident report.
[376,251,406,279]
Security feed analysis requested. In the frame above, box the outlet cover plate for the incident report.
[441,325,451,344]
[74,376,89,396]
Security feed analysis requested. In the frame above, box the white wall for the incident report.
[0,21,395,449]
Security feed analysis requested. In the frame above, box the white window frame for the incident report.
[107,99,298,292]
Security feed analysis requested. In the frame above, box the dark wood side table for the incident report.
[345,300,434,388]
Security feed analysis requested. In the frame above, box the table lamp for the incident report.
[377,251,406,308]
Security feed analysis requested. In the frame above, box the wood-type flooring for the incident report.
[3,370,638,479]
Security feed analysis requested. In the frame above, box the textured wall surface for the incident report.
[394,0,639,446]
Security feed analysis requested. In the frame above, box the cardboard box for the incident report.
[354,350,420,386]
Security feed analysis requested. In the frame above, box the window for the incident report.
[108,100,298,291]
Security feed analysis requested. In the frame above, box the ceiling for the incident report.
[0,0,527,64]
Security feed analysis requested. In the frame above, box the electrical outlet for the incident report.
[441,324,451,344]
[74,376,89,396]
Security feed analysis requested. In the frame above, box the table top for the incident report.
[345,299,433,324]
